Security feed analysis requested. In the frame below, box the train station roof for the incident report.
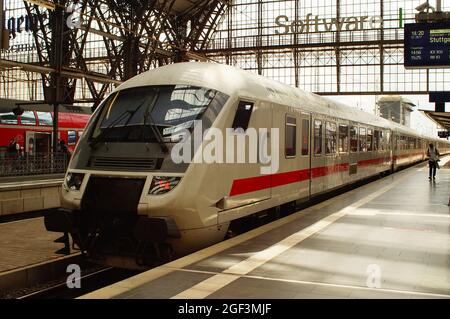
[421,110,450,131]
[163,0,212,15]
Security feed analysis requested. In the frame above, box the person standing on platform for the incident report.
[7,138,20,172]
[7,138,19,159]
[427,143,440,180]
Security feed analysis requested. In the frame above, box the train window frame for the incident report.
[285,115,297,158]
[367,129,373,152]
[232,100,254,132]
[0,112,18,125]
[20,111,37,126]
[359,127,367,152]
[338,124,349,154]
[374,130,380,151]
[325,121,337,155]
[314,119,323,156]
[301,119,310,156]
[350,126,358,153]
[36,112,53,126]
[68,131,77,146]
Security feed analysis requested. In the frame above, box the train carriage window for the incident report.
[314,120,323,156]
[325,121,337,155]
[0,112,18,125]
[350,126,358,152]
[367,129,373,151]
[338,124,349,153]
[68,131,77,145]
[385,131,390,150]
[20,111,37,125]
[285,116,296,158]
[374,130,380,151]
[78,131,83,138]
[301,119,309,156]
[359,127,367,152]
[232,101,254,131]
[37,112,53,126]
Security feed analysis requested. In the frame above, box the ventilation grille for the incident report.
[89,157,162,171]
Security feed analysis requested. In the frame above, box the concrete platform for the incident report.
[0,217,69,274]
[0,175,63,217]
[82,159,450,299]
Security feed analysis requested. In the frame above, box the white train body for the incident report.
[45,62,450,268]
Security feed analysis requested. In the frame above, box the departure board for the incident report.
[404,22,450,68]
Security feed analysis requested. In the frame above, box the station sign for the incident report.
[404,22,450,69]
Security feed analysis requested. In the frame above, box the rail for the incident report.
[0,153,69,177]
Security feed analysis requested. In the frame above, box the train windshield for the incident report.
[90,85,228,143]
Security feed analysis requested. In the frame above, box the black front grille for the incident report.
[89,157,162,171]
[81,177,145,213]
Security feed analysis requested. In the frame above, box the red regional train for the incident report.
[0,99,91,155]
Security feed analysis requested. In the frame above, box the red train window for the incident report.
[68,131,77,145]
[20,111,37,125]
[37,112,53,126]
[0,112,18,125]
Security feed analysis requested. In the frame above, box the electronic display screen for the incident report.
[404,22,450,68]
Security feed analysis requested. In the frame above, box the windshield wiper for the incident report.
[143,112,169,154]
[90,96,148,149]
[141,92,169,154]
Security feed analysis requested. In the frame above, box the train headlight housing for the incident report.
[149,176,182,195]
[65,173,85,191]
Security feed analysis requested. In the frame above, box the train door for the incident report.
[25,132,35,156]
[222,99,272,210]
[391,131,397,171]
[34,132,51,154]
[311,116,325,195]
[301,113,312,199]
[348,123,359,180]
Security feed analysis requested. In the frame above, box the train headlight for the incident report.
[65,173,85,191]
[149,176,182,195]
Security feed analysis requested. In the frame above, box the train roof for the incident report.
[95,62,437,140]
[114,62,442,141]
[0,98,92,115]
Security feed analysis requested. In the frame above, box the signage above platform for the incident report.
[404,22,450,69]
[275,14,383,35]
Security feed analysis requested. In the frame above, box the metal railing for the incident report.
[0,153,69,177]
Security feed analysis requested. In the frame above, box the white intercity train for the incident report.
[45,62,450,268]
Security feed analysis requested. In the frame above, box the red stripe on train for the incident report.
[229,163,348,197]
[229,153,424,197]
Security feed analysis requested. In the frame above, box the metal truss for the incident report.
[0,0,229,103]
[198,0,450,96]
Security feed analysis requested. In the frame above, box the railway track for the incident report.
[18,267,140,299]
